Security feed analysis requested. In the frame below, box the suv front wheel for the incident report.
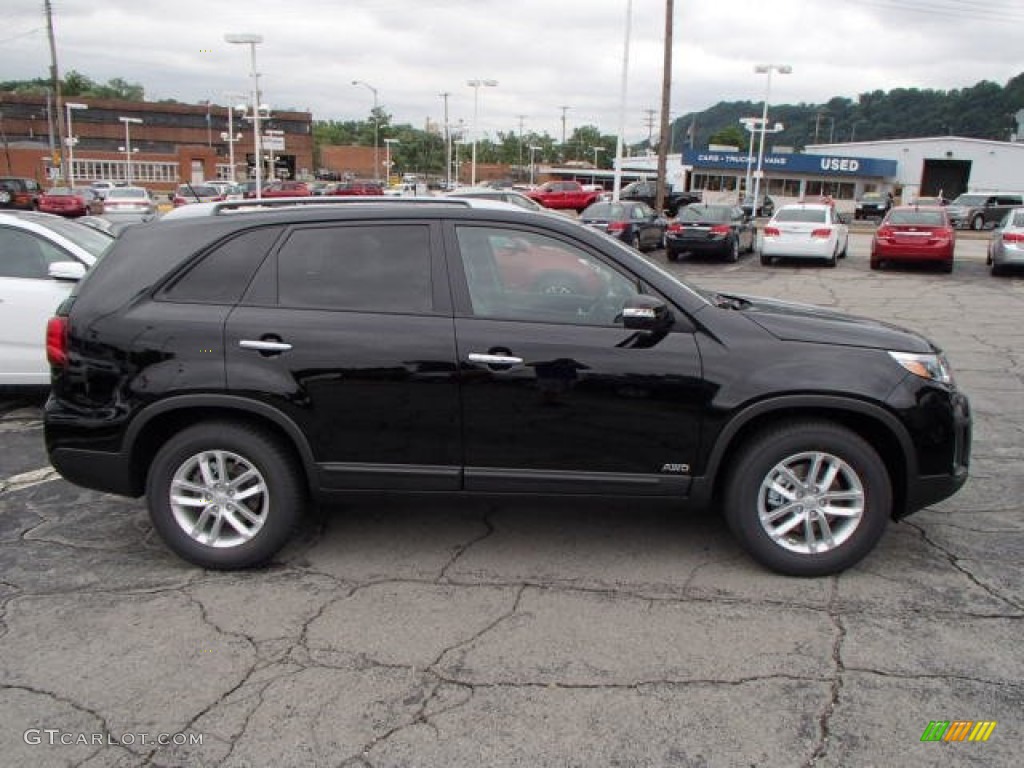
[146,422,304,569]
[723,421,890,577]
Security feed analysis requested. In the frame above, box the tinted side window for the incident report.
[162,227,280,303]
[278,224,432,313]
[455,226,640,326]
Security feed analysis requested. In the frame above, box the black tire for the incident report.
[746,229,757,253]
[971,214,985,231]
[760,253,772,266]
[666,248,680,263]
[824,246,838,268]
[991,264,1005,277]
[725,238,740,263]
[939,260,953,274]
[723,421,891,577]
[870,258,882,270]
[146,422,304,569]
[838,239,848,259]
[629,233,641,251]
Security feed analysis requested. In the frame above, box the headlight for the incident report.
[888,351,953,384]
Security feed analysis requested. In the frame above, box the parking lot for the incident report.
[1,231,1021,767]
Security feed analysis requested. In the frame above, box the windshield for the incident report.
[108,188,148,199]
[678,205,732,223]
[583,203,630,219]
[888,210,946,226]
[22,214,115,258]
[774,208,827,223]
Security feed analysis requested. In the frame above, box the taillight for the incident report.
[1004,232,1024,243]
[46,316,68,367]
[709,225,731,236]
[764,226,780,237]
[667,222,684,232]
[606,221,627,233]
[876,226,894,240]
[811,228,832,239]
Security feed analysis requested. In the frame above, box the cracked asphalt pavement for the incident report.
[1,233,1021,767]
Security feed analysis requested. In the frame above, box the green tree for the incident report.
[708,124,747,150]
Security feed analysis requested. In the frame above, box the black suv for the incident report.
[620,181,701,217]
[44,200,971,576]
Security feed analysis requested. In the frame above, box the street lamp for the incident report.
[225,33,264,198]
[751,64,792,219]
[118,116,142,185]
[352,81,380,182]
[466,79,498,186]
[64,102,87,186]
[529,145,542,186]
[590,146,605,184]
[740,118,783,201]
[383,138,400,184]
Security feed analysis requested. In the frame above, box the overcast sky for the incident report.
[3,0,1022,142]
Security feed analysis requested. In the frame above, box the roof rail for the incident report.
[159,194,530,220]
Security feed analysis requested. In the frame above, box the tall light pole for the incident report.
[740,117,762,198]
[65,102,87,187]
[352,81,380,182]
[222,94,246,183]
[225,33,264,198]
[467,79,497,186]
[118,116,142,185]
[590,146,605,184]
[751,63,792,219]
[439,91,451,189]
[383,138,400,184]
[529,145,542,186]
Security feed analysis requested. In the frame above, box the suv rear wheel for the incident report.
[146,422,304,569]
[723,421,890,576]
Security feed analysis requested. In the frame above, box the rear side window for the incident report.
[277,224,432,313]
[161,227,280,303]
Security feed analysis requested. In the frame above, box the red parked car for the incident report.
[36,187,90,217]
[870,206,955,273]
[330,180,384,196]
[262,181,312,198]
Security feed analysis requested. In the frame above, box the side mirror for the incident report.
[48,261,87,282]
[621,295,672,331]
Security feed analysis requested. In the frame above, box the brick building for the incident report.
[0,91,313,193]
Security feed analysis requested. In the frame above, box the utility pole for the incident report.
[643,108,657,148]
[45,0,68,182]
[655,0,674,213]
[559,105,570,161]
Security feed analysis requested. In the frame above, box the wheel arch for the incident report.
[124,395,317,499]
[702,396,915,519]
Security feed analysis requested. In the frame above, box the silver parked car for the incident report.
[100,186,158,222]
[987,207,1024,276]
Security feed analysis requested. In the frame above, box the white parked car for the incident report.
[0,211,114,385]
[760,203,849,267]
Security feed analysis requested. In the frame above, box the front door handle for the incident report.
[468,352,524,366]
